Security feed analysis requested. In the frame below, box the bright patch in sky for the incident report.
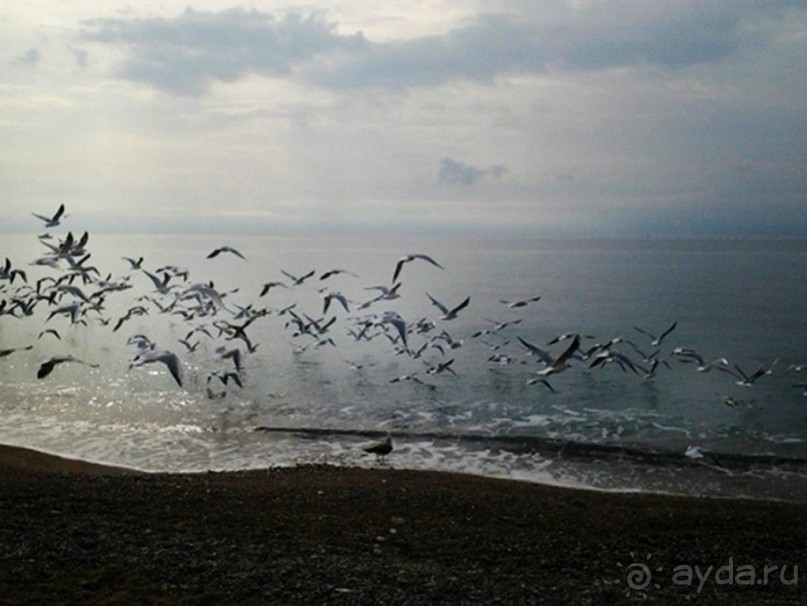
[2,1,806,236]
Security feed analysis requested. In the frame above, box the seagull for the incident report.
[392,253,443,284]
[122,256,144,270]
[323,291,350,314]
[426,293,470,321]
[526,377,556,392]
[281,269,316,286]
[500,296,541,309]
[129,350,183,387]
[37,355,98,379]
[182,283,231,311]
[32,203,66,228]
[684,445,705,460]
[362,433,393,462]
[516,336,554,366]
[0,345,33,358]
[389,374,436,390]
[259,282,287,297]
[142,269,174,295]
[215,346,242,372]
[0,258,27,284]
[358,284,402,309]
[633,321,678,347]
[207,246,246,260]
[589,349,641,374]
[355,311,409,348]
[208,370,243,388]
[47,301,84,324]
[425,358,457,376]
[721,362,775,387]
[472,318,521,338]
[672,349,729,373]
[520,334,580,377]
[320,268,359,281]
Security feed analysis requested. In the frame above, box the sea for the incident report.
[1,230,806,501]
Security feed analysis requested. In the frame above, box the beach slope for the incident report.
[0,444,804,604]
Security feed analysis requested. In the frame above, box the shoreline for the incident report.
[3,440,805,504]
[1,442,805,604]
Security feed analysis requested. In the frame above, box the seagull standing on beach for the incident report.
[362,433,393,462]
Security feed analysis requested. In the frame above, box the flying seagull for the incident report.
[323,291,350,314]
[526,377,556,392]
[129,350,183,387]
[633,321,678,347]
[281,269,316,286]
[721,362,776,387]
[320,268,359,281]
[426,293,470,321]
[500,296,541,309]
[519,334,581,377]
[207,246,246,260]
[122,256,144,270]
[37,355,98,379]
[392,253,443,284]
[0,345,33,358]
[32,203,66,228]
[259,281,287,297]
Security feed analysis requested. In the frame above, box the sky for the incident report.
[2,1,806,237]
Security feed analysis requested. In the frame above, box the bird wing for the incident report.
[426,293,449,315]
[384,315,408,348]
[656,321,678,343]
[516,336,553,366]
[52,204,66,222]
[392,259,406,284]
[412,253,444,270]
[158,352,183,387]
[554,335,581,366]
[448,296,470,316]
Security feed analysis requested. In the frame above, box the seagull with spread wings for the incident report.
[426,293,470,321]
[32,203,66,228]
[392,253,443,284]
[207,246,246,260]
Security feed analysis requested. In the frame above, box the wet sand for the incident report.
[0,443,804,604]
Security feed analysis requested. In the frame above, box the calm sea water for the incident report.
[1,232,806,500]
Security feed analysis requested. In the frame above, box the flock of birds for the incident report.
[2,204,806,461]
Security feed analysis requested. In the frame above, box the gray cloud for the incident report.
[81,8,365,95]
[15,48,41,67]
[437,157,507,187]
[80,3,805,95]
[70,47,89,68]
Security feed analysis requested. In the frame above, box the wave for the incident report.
[253,424,807,472]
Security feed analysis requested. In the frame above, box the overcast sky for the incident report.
[2,1,806,237]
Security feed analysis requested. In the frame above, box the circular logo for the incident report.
[616,552,662,599]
